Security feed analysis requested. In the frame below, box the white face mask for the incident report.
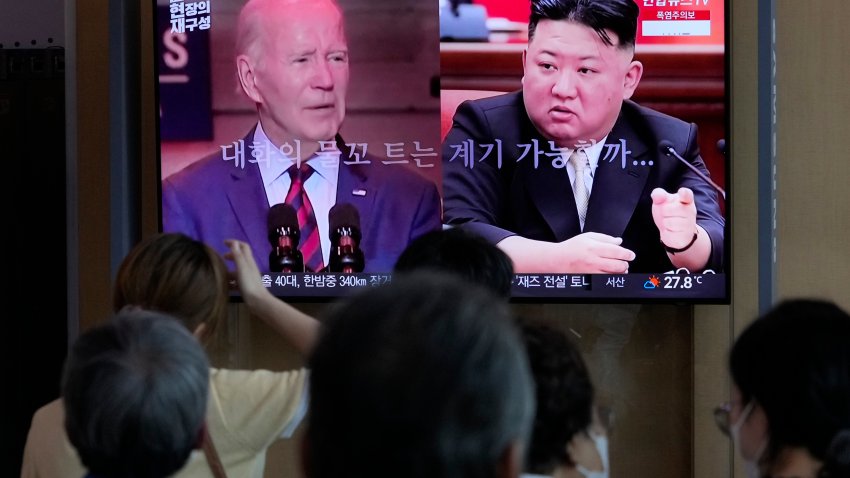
[729,401,767,478]
[576,432,609,478]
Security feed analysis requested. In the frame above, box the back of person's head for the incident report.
[730,298,850,477]
[113,232,229,347]
[63,310,210,478]
[305,271,535,478]
[520,322,595,474]
[393,227,515,299]
[528,0,639,48]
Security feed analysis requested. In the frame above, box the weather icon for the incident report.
[643,275,661,289]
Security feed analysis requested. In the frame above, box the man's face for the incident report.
[247,1,349,146]
[522,20,642,148]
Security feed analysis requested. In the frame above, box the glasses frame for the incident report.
[713,401,733,436]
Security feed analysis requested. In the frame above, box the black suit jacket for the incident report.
[441,91,724,273]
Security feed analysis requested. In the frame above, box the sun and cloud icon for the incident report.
[643,275,661,289]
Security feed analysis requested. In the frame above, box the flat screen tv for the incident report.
[155,0,729,303]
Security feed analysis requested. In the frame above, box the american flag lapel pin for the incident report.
[352,188,367,197]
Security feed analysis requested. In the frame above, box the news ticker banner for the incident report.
[637,0,724,46]
[242,272,726,300]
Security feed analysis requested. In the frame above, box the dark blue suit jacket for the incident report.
[442,91,725,273]
[163,131,442,273]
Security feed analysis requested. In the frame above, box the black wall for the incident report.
[0,47,68,476]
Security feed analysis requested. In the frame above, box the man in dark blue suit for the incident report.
[442,0,724,274]
[163,0,440,273]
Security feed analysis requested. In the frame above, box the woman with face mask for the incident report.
[520,322,611,478]
[715,299,850,478]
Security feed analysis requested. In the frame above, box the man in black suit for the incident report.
[442,0,724,274]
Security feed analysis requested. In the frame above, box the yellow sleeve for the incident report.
[20,399,86,478]
[207,367,309,452]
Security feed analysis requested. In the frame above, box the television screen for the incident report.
[155,0,442,299]
[439,0,729,302]
[155,0,729,302]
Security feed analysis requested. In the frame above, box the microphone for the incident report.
[716,139,727,156]
[268,203,304,273]
[328,203,365,273]
[658,140,726,201]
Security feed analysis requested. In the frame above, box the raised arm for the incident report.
[224,239,320,356]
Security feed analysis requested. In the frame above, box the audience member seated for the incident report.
[393,226,515,299]
[520,322,609,478]
[717,299,850,478]
[304,271,536,478]
[22,233,319,478]
[62,310,209,478]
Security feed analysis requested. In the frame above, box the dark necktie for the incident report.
[285,163,324,272]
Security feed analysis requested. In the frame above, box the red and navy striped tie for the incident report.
[285,163,324,272]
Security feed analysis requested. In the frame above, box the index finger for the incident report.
[224,239,251,263]
[676,187,694,205]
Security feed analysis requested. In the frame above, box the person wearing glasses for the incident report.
[714,299,850,478]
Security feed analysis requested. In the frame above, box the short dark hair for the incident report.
[528,0,640,48]
[306,271,535,478]
[63,310,209,478]
[393,227,515,299]
[521,322,594,474]
[730,299,850,477]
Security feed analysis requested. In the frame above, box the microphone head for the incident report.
[268,203,299,230]
[716,139,727,155]
[329,203,361,231]
[657,140,675,156]
[268,203,300,246]
[328,203,364,272]
[268,204,304,272]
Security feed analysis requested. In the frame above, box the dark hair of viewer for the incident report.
[306,271,535,478]
[528,0,640,48]
[730,299,850,478]
[393,227,515,299]
[63,310,209,478]
[113,232,229,348]
[521,322,594,474]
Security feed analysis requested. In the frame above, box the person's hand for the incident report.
[556,232,635,273]
[223,239,266,304]
[651,187,698,250]
[224,239,321,356]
